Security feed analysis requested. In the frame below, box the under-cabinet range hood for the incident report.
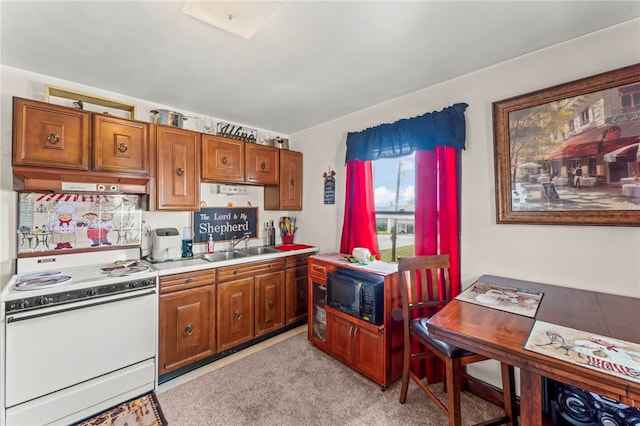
[12,166,151,195]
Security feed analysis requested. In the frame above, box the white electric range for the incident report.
[0,248,159,426]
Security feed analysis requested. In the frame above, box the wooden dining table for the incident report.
[427,274,640,425]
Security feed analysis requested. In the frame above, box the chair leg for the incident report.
[399,342,411,403]
[445,357,462,426]
[500,362,516,426]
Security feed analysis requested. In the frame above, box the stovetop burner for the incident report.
[106,264,150,277]
[14,275,73,291]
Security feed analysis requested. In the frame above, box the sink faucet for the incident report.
[231,235,250,250]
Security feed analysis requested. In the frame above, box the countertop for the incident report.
[310,252,398,275]
[151,245,318,276]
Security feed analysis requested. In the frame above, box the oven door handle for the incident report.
[6,289,156,323]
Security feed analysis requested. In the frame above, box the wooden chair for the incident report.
[398,255,517,426]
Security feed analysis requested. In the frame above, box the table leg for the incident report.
[520,369,543,425]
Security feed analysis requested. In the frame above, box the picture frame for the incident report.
[492,63,640,226]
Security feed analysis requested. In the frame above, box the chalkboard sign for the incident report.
[541,182,560,200]
[193,207,258,243]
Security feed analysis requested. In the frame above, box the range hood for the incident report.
[12,166,151,195]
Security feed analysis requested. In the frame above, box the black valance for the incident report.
[345,103,468,164]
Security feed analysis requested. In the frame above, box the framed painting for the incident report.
[493,63,640,226]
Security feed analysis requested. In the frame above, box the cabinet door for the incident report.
[329,313,356,366]
[354,325,385,384]
[93,114,150,174]
[264,150,303,211]
[156,126,201,210]
[12,97,90,170]
[286,265,308,325]
[255,270,285,336]
[217,278,254,351]
[159,285,215,375]
[201,135,245,183]
[246,144,278,185]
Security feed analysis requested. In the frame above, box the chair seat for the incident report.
[410,317,476,359]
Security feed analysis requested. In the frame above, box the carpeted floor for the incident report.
[157,330,504,425]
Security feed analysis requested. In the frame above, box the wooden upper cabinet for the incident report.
[93,113,150,175]
[201,135,245,183]
[156,126,201,211]
[246,144,279,185]
[12,97,90,170]
[265,150,303,211]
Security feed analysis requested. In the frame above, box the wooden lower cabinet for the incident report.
[217,278,254,351]
[285,263,308,325]
[255,271,285,336]
[329,311,385,385]
[159,280,216,376]
[285,254,310,325]
[307,254,403,388]
[159,253,313,378]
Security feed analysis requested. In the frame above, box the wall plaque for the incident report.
[193,207,258,243]
[216,121,257,142]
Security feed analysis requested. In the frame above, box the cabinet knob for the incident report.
[185,323,194,336]
[260,161,266,170]
[47,132,60,144]
[233,270,240,275]
[118,142,128,153]
[221,156,228,164]
[268,300,275,309]
[176,167,184,176]
[298,291,305,299]
[185,278,193,284]
[290,178,296,186]
[233,310,242,320]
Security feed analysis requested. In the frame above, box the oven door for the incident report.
[5,289,156,408]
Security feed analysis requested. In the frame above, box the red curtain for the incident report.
[339,160,381,258]
[413,145,462,382]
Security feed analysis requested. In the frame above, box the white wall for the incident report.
[291,19,640,388]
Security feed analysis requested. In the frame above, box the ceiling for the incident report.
[2,1,639,134]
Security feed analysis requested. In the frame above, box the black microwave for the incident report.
[327,268,384,325]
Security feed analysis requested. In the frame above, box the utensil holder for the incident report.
[282,234,294,244]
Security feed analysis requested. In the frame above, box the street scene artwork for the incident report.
[508,82,640,212]
[494,64,640,226]
[456,281,543,318]
[524,320,640,384]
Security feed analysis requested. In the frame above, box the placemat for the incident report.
[455,280,543,318]
[524,320,640,384]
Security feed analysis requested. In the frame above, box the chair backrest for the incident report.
[18,225,31,236]
[398,255,452,320]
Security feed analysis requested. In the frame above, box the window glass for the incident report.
[373,154,415,262]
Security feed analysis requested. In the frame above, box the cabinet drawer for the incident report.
[286,253,309,268]
[217,259,285,282]
[160,269,216,293]
[308,260,335,284]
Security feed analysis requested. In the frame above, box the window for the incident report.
[580,108,590,125]
[373,154,415,262]
[620,84,640,110]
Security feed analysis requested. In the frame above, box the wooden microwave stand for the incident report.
[307,253,403,389]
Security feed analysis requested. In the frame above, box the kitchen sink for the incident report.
[199,251,249,262]
[238,246,281,256]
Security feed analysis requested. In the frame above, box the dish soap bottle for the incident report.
[207,234,215,253]
[182,227,193,258]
